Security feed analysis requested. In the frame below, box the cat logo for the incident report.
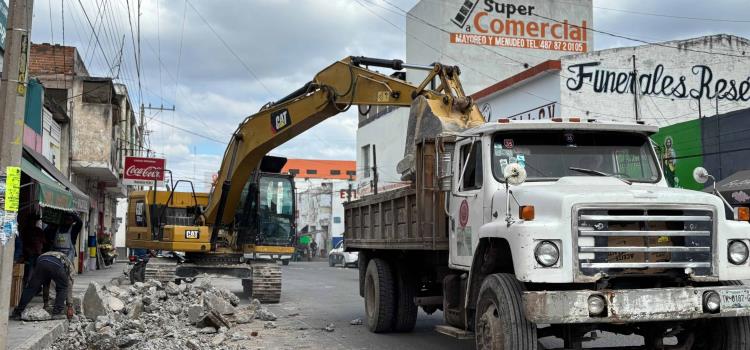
[185,230,200,239]
[271,109,292,133]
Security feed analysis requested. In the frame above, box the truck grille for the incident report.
[575,207,714,277]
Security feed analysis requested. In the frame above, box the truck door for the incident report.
[450,139,484,268]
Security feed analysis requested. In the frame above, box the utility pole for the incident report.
[631,55,641,122]
[140,102,175,157]
[372,145,379,195]
[0,0,34,346]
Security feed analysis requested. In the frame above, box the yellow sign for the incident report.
[4,166,20,212]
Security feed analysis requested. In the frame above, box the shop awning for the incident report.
[22,146,90,212]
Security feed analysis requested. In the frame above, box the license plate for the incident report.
[720,289,750,309]
[185,230,200,239]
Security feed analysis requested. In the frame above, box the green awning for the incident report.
[21,158,75,211]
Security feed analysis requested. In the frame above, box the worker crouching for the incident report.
[11,250,75,319]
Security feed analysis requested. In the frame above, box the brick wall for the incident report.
[29,43,88,76]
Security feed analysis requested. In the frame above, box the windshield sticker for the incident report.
[509,156,517,164]
[499,158,508,173]
[503,139,514,149]
[494,143,504,156]
[516,154,526,168]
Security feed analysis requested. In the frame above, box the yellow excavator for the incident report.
[124,56,485,303]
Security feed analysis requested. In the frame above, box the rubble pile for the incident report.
[46,278,280,350]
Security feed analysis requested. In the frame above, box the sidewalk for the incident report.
[7,263,127,350]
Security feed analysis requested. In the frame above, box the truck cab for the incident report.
[345,118,750,349]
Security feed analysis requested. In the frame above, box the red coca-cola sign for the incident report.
[123,156,166,186]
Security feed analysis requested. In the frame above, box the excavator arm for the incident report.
[203,56,485,242]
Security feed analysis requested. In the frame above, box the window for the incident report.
[460,141,483,191]
[333,216,341,224]
[362,145,371,178]
[346,170,356,176]
[330,169,341,175]
[288,169,299,175]
[306,169,317,175]
[134,200,146,227]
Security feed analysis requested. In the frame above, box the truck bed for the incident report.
[344,139,449,251]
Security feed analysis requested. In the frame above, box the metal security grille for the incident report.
[575,207,714,277]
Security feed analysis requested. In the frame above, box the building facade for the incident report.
[28,43,142,271]
[281,159,356,253]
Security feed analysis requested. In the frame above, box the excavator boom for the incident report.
[204,56,485,242]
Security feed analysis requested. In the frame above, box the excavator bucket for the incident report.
[397,95,486,180]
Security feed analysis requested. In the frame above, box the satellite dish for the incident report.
[692,167,710,184]
[504,163,527,186]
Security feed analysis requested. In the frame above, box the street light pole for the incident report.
[0,0,34,346]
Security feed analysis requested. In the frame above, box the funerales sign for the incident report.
[566,62,750,102]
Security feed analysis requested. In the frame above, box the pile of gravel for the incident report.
[46,278,278,350]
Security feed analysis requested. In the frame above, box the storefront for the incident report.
[18,146,89,272]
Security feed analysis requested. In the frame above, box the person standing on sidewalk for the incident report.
[11,251,75,319]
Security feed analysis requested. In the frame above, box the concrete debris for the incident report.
[324,323,335,332]
[108,296,125,312]
[350,318,363,325]
[203,292,235,315]
[187,304,203,324]
[199,326,217,334]
[185,339,202,350]
[264,321,277,329]
[21,307,51,321]
[82,282,109,319]
[210,333,226,346]
[45,277,256,350]
[164,281,180,295]
[288,312,299,317]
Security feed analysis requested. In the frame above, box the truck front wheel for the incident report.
[694,316,750,350]
[475,273,537,350]
[364,258,396,333]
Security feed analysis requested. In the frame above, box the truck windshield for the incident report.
[491,131,660,183]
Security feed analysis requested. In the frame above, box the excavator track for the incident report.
[245,262,282,304]
[143,258,178,284]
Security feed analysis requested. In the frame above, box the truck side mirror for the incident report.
[693,167,711,184]
[504,163,527,186]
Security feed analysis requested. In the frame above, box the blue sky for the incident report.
[28,0,750,190]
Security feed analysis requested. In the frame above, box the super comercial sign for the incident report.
[449,0,588,53]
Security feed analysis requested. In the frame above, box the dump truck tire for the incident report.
[365,258,396,333]
[392,266,418,332]
[475,273,537,350]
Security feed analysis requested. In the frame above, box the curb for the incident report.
[11,320,68,350]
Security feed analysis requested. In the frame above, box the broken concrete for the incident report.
[82,283,109,319]
[203,292,235,315]
[21,307,51,321]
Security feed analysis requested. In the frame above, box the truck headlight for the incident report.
[728,240,749,265]
[534,241,560,267]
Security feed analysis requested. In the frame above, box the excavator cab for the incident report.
[234,172,296,259]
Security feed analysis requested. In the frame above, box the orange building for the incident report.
[281,159,356,180]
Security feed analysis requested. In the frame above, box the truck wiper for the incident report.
[569,167,632,185]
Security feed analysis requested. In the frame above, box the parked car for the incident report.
[328,240,358,267]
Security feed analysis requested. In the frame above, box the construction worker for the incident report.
[45,214,82,261]
[11,250,75,320]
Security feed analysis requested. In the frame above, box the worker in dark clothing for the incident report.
[11,250,75,319]
[46,214,82,261]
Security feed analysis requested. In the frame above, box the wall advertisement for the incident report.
[449,0,588,52]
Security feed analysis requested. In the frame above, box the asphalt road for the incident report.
[211,261,643,349]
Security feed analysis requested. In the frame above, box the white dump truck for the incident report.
[344,118,750,349]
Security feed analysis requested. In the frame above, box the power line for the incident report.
[184,0,274,97]
[77,0,115,75]
[149,118,226,144]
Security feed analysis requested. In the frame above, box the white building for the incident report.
[281,159,356,253]
[475,34,750,126]
[357,0,594,194]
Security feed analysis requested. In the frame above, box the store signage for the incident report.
[508,102,557,120]
[449,0,588,52]
[566,62,750,102]
[123,156,166,187]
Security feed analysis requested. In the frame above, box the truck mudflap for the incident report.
[523,285,750,324]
